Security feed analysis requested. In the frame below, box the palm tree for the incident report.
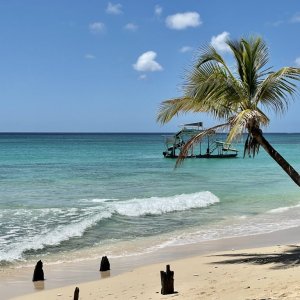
[157,36,300,186]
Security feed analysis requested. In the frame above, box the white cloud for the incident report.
[291,13,300,23]
[165,12,202,30]
[139,74,147,80]
[133,51,163,72]
[106,2,123,15]
[155,5,163,17]
[180,46,193,53]
[124,23,138,31]
[295,57,300,67]
[270,20,284,27]
[85,54,96,59]
[211,32,230,52]
[89,22,105,34]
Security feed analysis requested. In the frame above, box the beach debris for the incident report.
[160,264,175,295]
[73,287,79,300]
[32,260,45,282]
[100,256,110,271]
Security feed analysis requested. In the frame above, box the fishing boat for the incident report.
[163,122,238,158]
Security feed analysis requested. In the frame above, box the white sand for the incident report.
[10,244,300,300]
[5,226,300,299]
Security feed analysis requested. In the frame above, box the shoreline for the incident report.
[3,225,300,299]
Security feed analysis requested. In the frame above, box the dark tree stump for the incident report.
[32,260,45,282]
[74,287,79,300]
[160,264,174,295]
[99,256,110,271]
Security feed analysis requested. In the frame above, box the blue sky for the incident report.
[0,0,300,132]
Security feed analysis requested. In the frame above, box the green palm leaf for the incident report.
[256,67,300,114]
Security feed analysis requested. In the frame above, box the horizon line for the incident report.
[0,131,299,134]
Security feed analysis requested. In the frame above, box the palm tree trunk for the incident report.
[251,128,300,187]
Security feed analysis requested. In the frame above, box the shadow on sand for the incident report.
[211,245,300,270]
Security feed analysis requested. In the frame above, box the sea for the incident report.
[0,133,300,267]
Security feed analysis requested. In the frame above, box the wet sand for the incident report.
[4,226,300,299]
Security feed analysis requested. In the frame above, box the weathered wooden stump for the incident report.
[32,260,45,282]
[74,287,79,300]
[160,264,174,295]
[99,256,110,271]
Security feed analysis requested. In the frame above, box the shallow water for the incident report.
[0,133,299,265]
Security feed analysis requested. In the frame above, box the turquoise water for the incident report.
[0,133,300,265]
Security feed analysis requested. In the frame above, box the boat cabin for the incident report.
[163,122,238,158]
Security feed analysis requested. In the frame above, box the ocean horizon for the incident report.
[0,132,300,134]
[1,132,300,267]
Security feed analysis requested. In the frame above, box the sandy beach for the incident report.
[4,226,300,300]
[10,244,300,300]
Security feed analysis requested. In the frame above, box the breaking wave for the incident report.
[0,191,219,263]
[267,203,300,214]
[106,191,219,217]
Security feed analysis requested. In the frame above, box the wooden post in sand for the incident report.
[160,265,174,295]
[100,256,110,271]
[32,260,45,281]
[73,287,79,300]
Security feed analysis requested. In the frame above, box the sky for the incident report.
[0,0,300,132]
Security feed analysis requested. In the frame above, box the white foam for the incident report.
[267,203,300,214]
[112,191,219,217]
[0,210,112,262]
[0,191,219,262]
[79,198,117,203]
[150,219,300,249]
[91,198,117,203]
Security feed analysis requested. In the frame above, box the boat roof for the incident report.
[182,122,203,127]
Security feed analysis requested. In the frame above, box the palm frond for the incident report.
[226,39,245,82]
[241,37,269,74]
[227,37,270,100]
[157,97,200,124]
[196,45,228,69]
[184,63,243,119]
[226,109,269,143]
[226,110,251,143]
[227,108,270,158]
[243,133,260,158]
[195,45,241,86]
[256,67,300,114]
[254,107,270,126]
